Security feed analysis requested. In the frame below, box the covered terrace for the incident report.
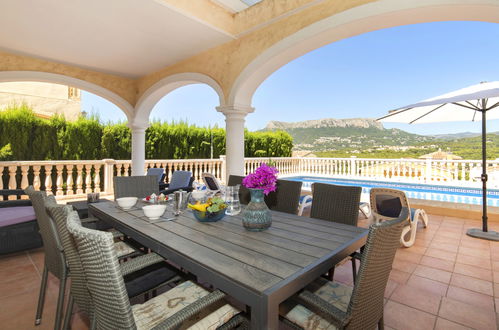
[1,1,499,329]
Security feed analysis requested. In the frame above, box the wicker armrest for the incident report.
[80,217,98,224]
[297,290,350,329]
[151,290,226,330]
[120,253,165,276]
[216,314,249,330]
[80,217,124,239]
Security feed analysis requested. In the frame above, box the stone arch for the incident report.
[0,71,134,119]
[134,73,225,127]
[229,0,499,107]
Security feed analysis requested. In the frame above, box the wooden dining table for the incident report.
[89,200,368,330]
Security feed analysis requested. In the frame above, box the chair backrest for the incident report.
[310,183,362,226]
[25,186,66,279]
[264,179,303,214]
[113,176,159,199]
[46,204,94,318]
[346,208,409,329]
[66,212,136,329]
[202,172,221,191]
[370,188,410,221]
[227,175,251,205]
[146,168,165,183]
[169,170,192,190]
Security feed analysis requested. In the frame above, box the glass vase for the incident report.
[242,188,272,231]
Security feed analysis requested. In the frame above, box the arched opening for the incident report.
[247,21,499,135]
[230,0,499,107]
[149,84,224,128]
[134,73,225,126]
[0,71,134,119]
[147,83,225,159]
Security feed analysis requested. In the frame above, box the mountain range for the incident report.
[430,131,499,140]
[262,118,433,151]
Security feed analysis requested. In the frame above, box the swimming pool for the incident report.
[284,176,499,207]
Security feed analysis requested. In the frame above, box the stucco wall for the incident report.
[0,51,136,106]
[136,0,373,102]
[2,0,498,118]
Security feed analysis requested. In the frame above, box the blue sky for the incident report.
[82,21,499,135]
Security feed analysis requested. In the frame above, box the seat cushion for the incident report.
[113,241,136,258]
[124,262,179,298]
[281,281,352,330]
[0,206,36,227]
[375,195,402,218]
[132,280,239,330]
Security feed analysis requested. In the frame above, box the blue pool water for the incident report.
[284,176,499,207]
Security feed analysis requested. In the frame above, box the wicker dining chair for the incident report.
[25,187,68,330]
[370,188,429,248]
[227,175,251,205]
[280,208,409,330]
[46,204,183,330]
[113,176,159,199]
[310,183,362,282]
[65,213,244,330]
[25,186,139,329]
[264,179,303,214]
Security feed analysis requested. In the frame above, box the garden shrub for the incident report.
[0,106,293,160]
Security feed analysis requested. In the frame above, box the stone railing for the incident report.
[0,158,224,199]
[2,157,497,199]
[244,157,499,187]
[0,160,107,199]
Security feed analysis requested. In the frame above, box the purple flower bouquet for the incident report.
[242,163,278,195]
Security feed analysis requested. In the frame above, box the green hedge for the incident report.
[0,106,293,160]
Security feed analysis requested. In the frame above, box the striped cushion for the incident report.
[281,281,352,330]
[132,280,239,330]
[113,241,136,258]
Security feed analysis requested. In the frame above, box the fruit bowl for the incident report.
[192,209,226,222]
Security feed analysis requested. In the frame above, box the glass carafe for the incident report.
[225,185,241,216]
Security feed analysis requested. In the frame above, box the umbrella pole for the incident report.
[481,108,488,232]
[466,101,499,241]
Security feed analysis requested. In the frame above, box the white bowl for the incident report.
[142,204,167,220]
[116,197,138,210]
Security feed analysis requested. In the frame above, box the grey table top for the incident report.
[89,200,368,329]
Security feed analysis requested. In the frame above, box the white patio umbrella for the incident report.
[378,81,499,241]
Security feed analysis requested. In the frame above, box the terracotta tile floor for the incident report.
[1,213,499,329]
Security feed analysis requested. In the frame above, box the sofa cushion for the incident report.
[0,206,36,227]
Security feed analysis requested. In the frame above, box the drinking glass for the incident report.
[173,191,183,216]
[225,185,241,216]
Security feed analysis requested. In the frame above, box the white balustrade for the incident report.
[1,157,498,200]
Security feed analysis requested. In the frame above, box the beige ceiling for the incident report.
[0,0,235,78]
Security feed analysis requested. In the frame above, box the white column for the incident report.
[129,122,149,176]
[217,105,254,180]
